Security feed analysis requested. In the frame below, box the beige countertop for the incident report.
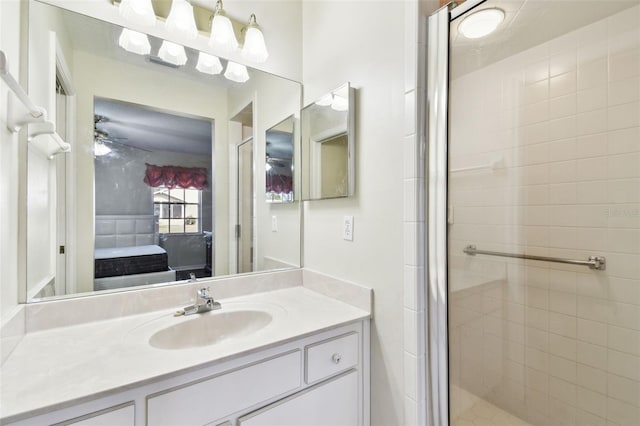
[0,283,371,423]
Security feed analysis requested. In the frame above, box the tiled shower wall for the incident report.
[448,6,639,426]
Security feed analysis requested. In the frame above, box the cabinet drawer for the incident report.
[147,350,301,426]
[53,402,134,426]
[305,332,358,384]
[238,370,358,426]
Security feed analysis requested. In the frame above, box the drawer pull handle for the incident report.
[332,353,342,364]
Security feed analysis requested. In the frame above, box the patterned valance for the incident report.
[143,163,208,190]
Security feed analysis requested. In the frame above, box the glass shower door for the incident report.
[438,1,640,426]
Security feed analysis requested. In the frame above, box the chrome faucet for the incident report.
[175,286,221,316]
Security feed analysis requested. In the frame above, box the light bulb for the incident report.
[158,41,188,66]
[94,141,112,156]
[458,8,504,39]
[241,15,268,63]
[331,95,348,112]
[315,93,333,106]
[209,0,238,52]
[224,61,249,83]
[166,0,198,40]
[196,52,223,75]
[118,0,156,27]
[118,28,151,55]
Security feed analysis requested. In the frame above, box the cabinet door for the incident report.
[147,351,301,426]
[238,371,358,426]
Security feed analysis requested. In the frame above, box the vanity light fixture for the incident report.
[224,61,249,83]
[118,0,156,27]
[314,93,333,106]
[330,85,349,111]
[166,0,199,40]
[209,0,238,53]
[196,52,223,74]
[331,95,348,111]
[158,40,188,66]
[241,14,268,63]
[315,87,349,111]
[118,28,152,55]
[458,8,505,39]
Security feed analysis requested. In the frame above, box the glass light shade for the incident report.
[166,0,198,40]
[315,93,333,106]
[118,0,156,27]
[224,61,249,83]
[458,8,504,39]
[196,52,223,75]
[94,141,112,156]
[209,13,238,52]
[241,26,268,63]
[158,41,188,66]
[118,28,151,55]
[331,95,348,112]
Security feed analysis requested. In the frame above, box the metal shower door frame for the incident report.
[424,1,487,425]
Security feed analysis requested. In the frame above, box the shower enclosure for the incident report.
[426,1,640,425]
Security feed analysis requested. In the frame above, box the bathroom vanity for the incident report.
[0,270,371,426]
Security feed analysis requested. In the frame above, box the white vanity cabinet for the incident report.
[146,351,303,426]
[6,321,369,426]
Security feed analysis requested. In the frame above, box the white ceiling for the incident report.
[450,0,639,77]
[94,97,213,155]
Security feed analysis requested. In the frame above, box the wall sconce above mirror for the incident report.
[301,83,355,200]
[265,115,295,203]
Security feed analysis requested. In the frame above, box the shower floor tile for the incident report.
[451,386,532,426]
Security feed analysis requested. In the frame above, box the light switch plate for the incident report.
[343,215,354,241]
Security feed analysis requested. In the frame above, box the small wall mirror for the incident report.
[265,115,295,203]
[301,83,355,200]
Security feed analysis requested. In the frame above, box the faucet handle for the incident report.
[197,287,211,299]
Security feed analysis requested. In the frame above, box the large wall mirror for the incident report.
[301,83,355,200]
[25,0,302,301]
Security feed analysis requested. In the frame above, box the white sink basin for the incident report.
[149,310,273,350]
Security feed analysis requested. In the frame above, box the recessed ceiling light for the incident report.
[459,8,505,39]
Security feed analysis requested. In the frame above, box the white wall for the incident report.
[24,1,75,301]
[302,1,408,425]
[448,7,640,426]
[0,0,24,323]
